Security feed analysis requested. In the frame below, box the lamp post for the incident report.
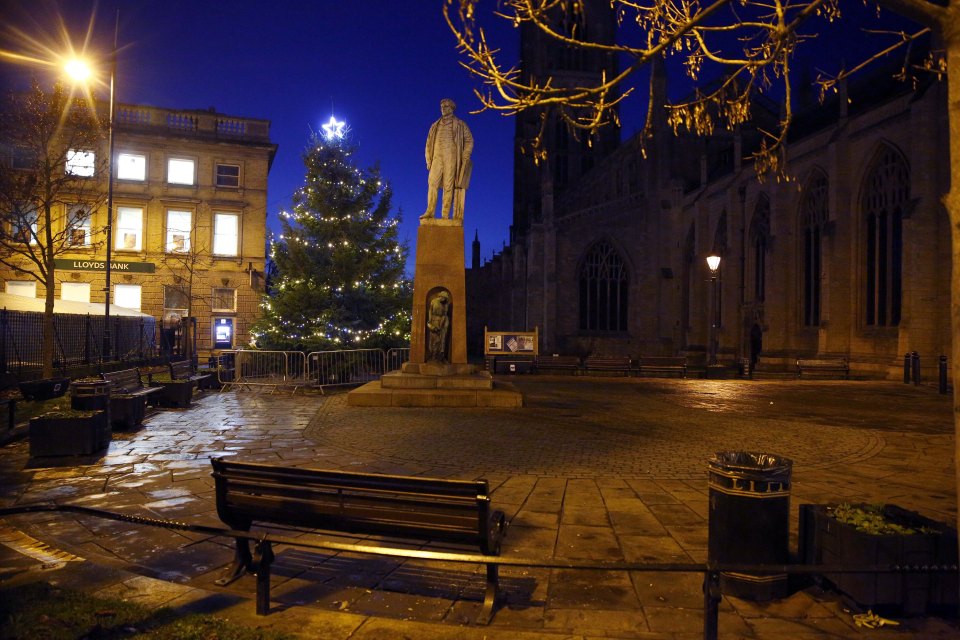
[65,11,117,362]
[706,254,721,366]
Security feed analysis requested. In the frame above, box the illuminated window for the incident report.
[67,204,92,246]
[115,206,143,251]
[167,158,195,185]
[12,205,37,244]
[211,287,236,312]
[117,153,146,181]
[5,280,36,298]
[166,209,192,253]
[114,284,141,310]
[66,149,95,176]
[578,241,628,332]
[213,212,239,256]
[61,282,90,303]
[216,163,240,188]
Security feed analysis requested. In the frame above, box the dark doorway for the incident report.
[750,324,763,370]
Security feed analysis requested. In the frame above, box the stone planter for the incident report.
[149,379,193,408]
[29,410,109,457]
[18,377,70,401]
[799,504,958,616]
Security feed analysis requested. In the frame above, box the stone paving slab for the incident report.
[0,378,958,639]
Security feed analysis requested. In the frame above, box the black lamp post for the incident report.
[706,254,721,366]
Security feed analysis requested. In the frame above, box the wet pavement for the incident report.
[0,377,958,639]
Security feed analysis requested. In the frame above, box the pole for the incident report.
[102,9,118,363]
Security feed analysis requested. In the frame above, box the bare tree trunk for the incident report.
[41,275,55,379]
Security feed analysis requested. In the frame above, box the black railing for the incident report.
[1,503,956,640]
[0,310,158,378]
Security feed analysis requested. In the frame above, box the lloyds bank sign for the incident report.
[54,259,156,274]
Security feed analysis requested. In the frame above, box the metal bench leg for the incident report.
[216,536,253,586]
[254,540,274,615]
[703,570,720,640]
[477,561,499,625]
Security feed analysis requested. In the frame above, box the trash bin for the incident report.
[708,451,792,600]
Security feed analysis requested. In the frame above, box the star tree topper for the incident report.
[321,116,346,141]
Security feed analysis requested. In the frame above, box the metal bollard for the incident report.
[904,353,911,384]
[911,351,921,386]
[940,355,948,394]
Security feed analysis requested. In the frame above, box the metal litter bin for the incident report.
[708,451,792,600]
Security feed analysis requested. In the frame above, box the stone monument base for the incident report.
[347,368,523,408]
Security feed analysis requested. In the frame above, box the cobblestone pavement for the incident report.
[0,377,957,639]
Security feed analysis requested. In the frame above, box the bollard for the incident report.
[904,353,911,384]
[911,351,920,386]
[940,355,948,395]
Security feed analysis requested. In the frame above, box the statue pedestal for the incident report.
[347,219,522,408]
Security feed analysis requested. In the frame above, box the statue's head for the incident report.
[440,98,456,116]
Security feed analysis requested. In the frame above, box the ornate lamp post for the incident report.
[706,254,721,366]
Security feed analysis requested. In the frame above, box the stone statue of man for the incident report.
[426,291,451,362]
[421,98,473,222]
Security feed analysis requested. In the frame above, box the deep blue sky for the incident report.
[2,0,922,275]
[1,0,520,270]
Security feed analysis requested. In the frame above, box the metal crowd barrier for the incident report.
[1,503,956,640]
[222,350,309,393]
[308,348,388,392]
[215,348,410,394]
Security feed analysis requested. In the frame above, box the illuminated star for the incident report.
[321,116,346,140]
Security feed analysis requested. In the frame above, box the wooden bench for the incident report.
[101,368,161,429]
[584,355,633,376]
[169,360,212,387]
[210,458,507,622]
[796,358,849,379]
[533,355,581,374]
[202,354,236,390]
[637,356,688,378]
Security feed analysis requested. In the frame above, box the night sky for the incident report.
[2,1,922,274]
[1,0,520,270]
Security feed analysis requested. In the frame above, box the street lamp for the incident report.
[64,14,117,362]
[706,254,721,366]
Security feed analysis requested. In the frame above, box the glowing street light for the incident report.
[706,254,722,366]
[62,14,118,362]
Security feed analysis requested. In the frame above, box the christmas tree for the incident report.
[252,127,411,351]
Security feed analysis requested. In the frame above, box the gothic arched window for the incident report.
[862,145,908,326]
[800,171,828,326]
[579,241,629,332]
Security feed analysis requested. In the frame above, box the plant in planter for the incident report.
[799,503,958,616]
[147,373,193,408]
[29,408,109,457]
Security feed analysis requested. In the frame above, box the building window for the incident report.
[6,280,36,298]
[114,284,141,310]
[212,287,236,312]
[61,282,90,303]
[66,149,95,177]
[578,241,628,332]
[11,205,38,244]
[115,206,143,251]
[213,212,239,256]
[66,204,92,247]
[163,285,189,319]
[863,144,908,327]
[216,163,240,188]
[117,153,146,181]
[167,158,195,185]
[749,196,771,303]
[166,209,192,253]
[800,171,828,326]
